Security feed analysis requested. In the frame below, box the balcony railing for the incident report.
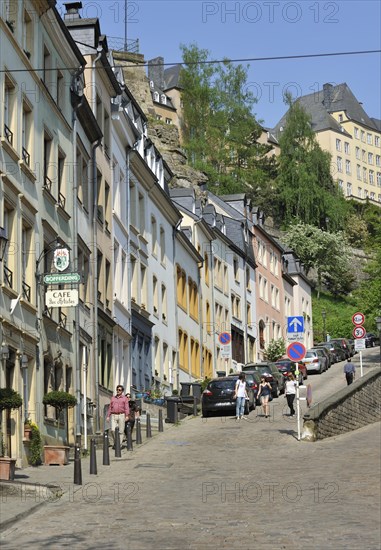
[22,146,30,166]
[44,175,52,192]
[59,310,67,328]
[58,192,66,209]
[4,124,13,145]
[4,265,13,288]
[22,280,31,301]
[43,306,53,318]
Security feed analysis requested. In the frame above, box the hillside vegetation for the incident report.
[180,44,381,335]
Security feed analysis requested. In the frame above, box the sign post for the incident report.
[352,312,365,378]
[287,342,306,441]
[218,332,231,367]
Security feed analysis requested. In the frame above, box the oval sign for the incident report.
[352,312,365,326]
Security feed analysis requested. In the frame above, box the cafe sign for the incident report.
[45,289,78,308]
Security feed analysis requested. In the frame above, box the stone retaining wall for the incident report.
[302,368,381,441]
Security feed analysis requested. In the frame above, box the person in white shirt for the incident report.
[234,373,248,421]
[284,374,297,417]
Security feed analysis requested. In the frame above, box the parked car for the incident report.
[201,376,255,417]
[313,346,332,368]
[330,341,347,362]
[243,363,285,397]
[315,342,337,364]
[330,338,351,359]
[365,333,378,348]
[274,358,307,385]
[230,370,261,407]
[347,339,357,355]
[301,349,328,374]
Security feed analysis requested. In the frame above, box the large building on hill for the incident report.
[273,83,381,207]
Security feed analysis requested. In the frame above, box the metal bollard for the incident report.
[114,426,122,457]
[158,409,164,432]
[193,395,198,416]
[103,430,110,466]
[136,417,142,445]
[146,413,152,438]
[90,438,97,475]
[126,423,133,451]
[73,440,82,485]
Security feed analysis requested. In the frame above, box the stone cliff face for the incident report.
[114,51,208,191]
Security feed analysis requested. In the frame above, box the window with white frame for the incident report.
[377,172,381,186]
[375,136,380,147]
[357,165,361,180]
[367,133,372,145]
[344,142,350,154]
[346,182,352,196]
[370,192,375,200]
[338,179,344,189]
[368,152,374,165]
[376,155,380,166]
[354,127,359,139]
[355,146,360,159]
[361,130,365,142]
[336,138,341,152]
[358,187,362,198]
[337,157,343,172]
[151,216,157,256]
[345,159,351,174]
[363,168,367,182]
[369,170,374,185]
[362,149,366,162]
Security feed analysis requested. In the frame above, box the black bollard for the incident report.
[103,430,110,466]
[73,441,82,485]
[126,423,133,451]
[114,426,122,457]
[193,395,198,416]
[90,438,97,475]
[158,409,164,432]
[136,417,142,445]
[146,413,152,438]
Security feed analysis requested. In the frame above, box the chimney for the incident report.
[63,2,82,20]
[323,83,333,110]
[148,57,165,90]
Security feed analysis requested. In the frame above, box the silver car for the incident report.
[302,349,328,374]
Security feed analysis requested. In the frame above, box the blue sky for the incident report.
[58,0,381,128]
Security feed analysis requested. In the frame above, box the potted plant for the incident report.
[42,391,77,465]
[24,417,32,440]
[0,388,23,480]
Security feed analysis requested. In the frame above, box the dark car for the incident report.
[330,339,351,360]
[347,339,357,355]
[243,363,285,397]
[201,376,255,417]
[274,358,307,385]
[365,333,378,348]
[315,342,337,364]
[313,346,332,368]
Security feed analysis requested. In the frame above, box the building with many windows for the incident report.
[274,83,381,206]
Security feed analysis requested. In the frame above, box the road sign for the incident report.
[355,338,366,351]
[287,316,305,334]
[45,289,79,308]
[44,272,81,284]
[353,326,366,339]
[218,332,231,345]
[352,312,365,326]
[287,341,306,362]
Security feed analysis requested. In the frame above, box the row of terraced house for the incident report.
[0,0,313,465]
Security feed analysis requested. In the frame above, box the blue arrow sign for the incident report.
[287,316,304,334]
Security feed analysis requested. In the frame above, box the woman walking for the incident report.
[234,373,248,421]
[257,377,272,418]
[284,374,297,417]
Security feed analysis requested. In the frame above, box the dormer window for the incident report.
[153,91,159,102]
[160,94,166,105]
[150,80,154,89]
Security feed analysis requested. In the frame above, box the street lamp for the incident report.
[375,316,381,366]
[322,309,327,342]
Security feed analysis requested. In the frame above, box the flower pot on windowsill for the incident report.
[0,457,16,480]
[43,445,70,466]
[24,425,32,440]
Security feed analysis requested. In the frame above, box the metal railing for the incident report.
[44,176,52,192]
[22,280,31,301]
[4,265,13,288]
[4,124,13,145]
[107,36,139,54]
[58,192,66,209]
[22,146,30,166]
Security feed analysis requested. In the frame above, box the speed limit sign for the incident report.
[352,312,365,326]
[353,326,366,339]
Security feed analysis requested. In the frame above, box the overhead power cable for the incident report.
[0,49,380,73]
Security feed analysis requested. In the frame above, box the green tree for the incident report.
[274,94,348,230]
[283,222,354,297]
[264,338,286,361]
[179,44,273,195]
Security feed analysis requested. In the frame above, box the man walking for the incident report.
[106,385,130,448]
[344,358,356,385]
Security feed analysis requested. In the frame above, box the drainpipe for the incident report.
[71,65,85,439]
[172,219,182,391]
[92,137,101,433]
[210,242,217,377]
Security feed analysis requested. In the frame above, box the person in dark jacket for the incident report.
[344,358,356,385]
